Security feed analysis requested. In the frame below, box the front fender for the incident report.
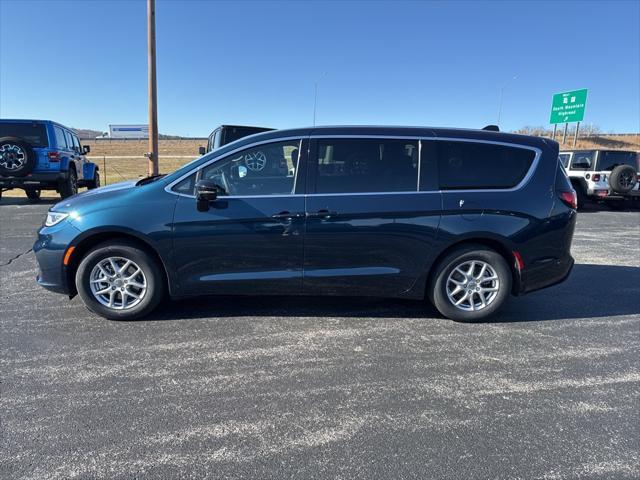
[83,162,98,181]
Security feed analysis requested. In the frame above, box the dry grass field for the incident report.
[3,135,638,199]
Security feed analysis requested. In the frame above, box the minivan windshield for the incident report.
[0,122,48,147]
[596,151,637,171]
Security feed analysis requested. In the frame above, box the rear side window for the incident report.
[53,127,67,149]
[436,141,535,190]
[314,138,418,193]
[0,122,48,147]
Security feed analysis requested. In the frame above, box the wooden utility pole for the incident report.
[147,0,159,176]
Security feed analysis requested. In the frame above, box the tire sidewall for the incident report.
[431,247,512,322]
[75,242,164,320]
[60,168,78,198]
[0,138,36,177]
[609,165,636,194]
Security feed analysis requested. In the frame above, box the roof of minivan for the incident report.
[559,149,637,153]
[234,125,554,149]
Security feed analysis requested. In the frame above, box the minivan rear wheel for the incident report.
[75,241,165,320]
[429,245,511,322]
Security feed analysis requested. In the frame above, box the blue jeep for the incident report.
[0,119,100,200]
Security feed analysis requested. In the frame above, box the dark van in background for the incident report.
[198,125,273,154]
[35,126,576,322]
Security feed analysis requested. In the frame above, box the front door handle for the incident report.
[306,209,338,219]
[271,211,304,220]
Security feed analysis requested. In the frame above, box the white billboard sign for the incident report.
[109,124,149,139]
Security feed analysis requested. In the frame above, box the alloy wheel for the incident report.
[0,144,26,170]
[446,260,500,312]
[89,257,147,310]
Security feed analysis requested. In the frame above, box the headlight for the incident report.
[45,211,69,227]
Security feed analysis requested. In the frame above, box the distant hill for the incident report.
[73,128,106,139]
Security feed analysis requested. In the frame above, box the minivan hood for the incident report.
[51,180,137,213]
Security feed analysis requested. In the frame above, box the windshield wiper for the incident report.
[136,174,166,186]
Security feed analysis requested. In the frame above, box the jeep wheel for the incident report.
[429,245,512,322]
[0,137,36,177]
[59,168,78,198]
[87,171,100,190]
[575,184,588,210]
[25,189,41,201]
[609,165,637,194]
[75,241,165,320]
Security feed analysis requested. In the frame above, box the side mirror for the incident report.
[83,145,91,154]
[198,146,206,155]
[195,179,218,212]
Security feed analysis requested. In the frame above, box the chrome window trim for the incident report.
[165,134,542,198]
[165,136,304,198]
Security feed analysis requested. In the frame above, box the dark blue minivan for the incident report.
[34,126,577,322]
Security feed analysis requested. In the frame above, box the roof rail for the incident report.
[482,125,500,132]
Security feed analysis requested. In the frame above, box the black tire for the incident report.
[0,137,36,177]
[609,165,637,194]
[575,183,588,210]
[87,170,101,190]
[59,168,78,198]
[25,189,41,201]
[75,240,165,320]
[428,245,512,322]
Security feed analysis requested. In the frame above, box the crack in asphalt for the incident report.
[0,248,33,268]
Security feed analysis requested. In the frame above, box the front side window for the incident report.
[200,140,300,196]
[558,153,571,168]
[72,134,80,151]
[314,138,418,194]
[437,141,535,190]
[53,127,67,149]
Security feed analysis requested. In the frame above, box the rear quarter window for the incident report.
[0,122,48,147]
[436,141,536,190]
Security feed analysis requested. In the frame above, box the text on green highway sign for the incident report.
[550,89,588,124]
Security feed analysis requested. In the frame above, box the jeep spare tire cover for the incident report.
[608,164,637,193]
[0,137,37,177]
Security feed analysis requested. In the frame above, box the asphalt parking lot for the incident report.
[1,199,638,479]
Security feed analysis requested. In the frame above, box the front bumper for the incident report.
[33,221,81,295]
[1,171,67,189]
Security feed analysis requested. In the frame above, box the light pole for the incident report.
[497,75,517,128]
[147,0,159,176]
[312,72,327,126]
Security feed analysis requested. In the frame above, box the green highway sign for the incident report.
[550,89,588,124]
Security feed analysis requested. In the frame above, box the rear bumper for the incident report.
[517,254,574,295]
[0,171,67,189]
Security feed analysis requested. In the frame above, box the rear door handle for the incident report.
[306,209,338,219]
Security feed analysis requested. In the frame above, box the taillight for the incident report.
[513,251,525,272]
[592,174,600,182]
[559,190,577,210]
[48,152,60,162]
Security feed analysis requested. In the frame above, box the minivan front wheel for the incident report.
[76,241,165,320]
[429,245,511,322]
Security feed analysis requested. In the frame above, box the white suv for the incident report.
[560,150,639,209]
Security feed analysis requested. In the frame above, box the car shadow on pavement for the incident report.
[141,263,640,324]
